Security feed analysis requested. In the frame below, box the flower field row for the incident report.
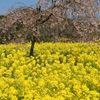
[0,42,100,100]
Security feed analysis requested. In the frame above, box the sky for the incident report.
[0,0,38,15]
[0,0,100,20]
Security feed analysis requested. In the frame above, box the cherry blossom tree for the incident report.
[0,0,100,56]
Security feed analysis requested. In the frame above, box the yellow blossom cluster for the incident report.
[0,42,100,100]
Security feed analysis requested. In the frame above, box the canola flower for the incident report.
[0,42,100,99]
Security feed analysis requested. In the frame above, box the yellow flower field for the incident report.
[0,42,100,100]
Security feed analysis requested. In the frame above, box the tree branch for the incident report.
[39,13,53,24]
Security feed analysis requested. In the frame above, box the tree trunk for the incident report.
[30,35,36,56]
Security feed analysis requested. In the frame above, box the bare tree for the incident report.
[0,0,100,56]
